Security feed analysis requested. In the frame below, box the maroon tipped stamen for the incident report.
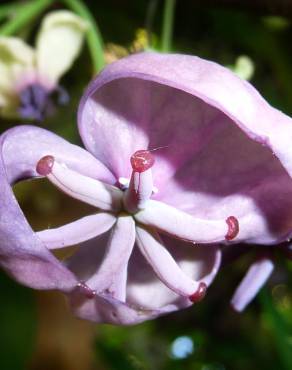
[76,282,96,299]
[130,150,155,173]
[189,282,207,303]
[225,216,239,241]
[36,155,55,176]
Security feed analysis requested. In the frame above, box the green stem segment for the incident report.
[260,290,292,370]
[0,3,22,22]
[161,0,176,52]
[0,0,53,36]
[62,0,105,73]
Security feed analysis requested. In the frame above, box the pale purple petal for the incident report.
[0,143,75,290]
[0,125,114,290]
[70,292,172,325]
[78,52,292,244]
[36,212,116,249]
[3,125,115,184]
[231,256,274,312]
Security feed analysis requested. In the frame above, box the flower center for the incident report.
[19,83,69,121]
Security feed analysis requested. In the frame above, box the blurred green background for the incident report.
[0,1,292,369]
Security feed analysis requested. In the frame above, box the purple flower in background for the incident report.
[1,52,292,325]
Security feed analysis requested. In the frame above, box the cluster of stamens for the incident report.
[35,150,239,305]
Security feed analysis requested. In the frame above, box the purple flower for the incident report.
[1,52,292,324]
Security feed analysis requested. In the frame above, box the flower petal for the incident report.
[231,256,274,312]
[3,125,114,184]
[36,212,116,249]
[0,125,113,290]
[36,10,88,86]
[78,52,292,244]
[68,223,221,324]
[86,214,135,301]
[70,292,169,325]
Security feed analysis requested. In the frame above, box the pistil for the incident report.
[123,150,155,213]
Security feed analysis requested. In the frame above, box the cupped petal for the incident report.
[78,52,292,244]
[36,212,116,249]
[3,125,114,184]
[231,256,274,312]
[36,10,88,87]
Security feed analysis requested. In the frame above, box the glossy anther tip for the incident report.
[189,282,207,303]
[76,282,96,299]
[225,216,239,241]
[36,155,55,175]
[130,150,155,173]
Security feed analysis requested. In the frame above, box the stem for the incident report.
[62,0,105,73]
[161,0,176,52]
[0,0,53,36]
[145,0,159,49]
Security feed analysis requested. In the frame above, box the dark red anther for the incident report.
[130,150,155,173]
[76,282,96,299]
[225,216,239,241]
[36,155,55,175]
[189,282,207,303]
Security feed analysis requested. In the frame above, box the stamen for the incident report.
[135,200,234,243]
[136,226,202,298]
[86,215,135,301]
[76,281,96,299]
[130,150,155,173]
[36,155,55,175]
[37,212,116,249]
[189,282,207,303]
[225,216,239,241]
[36,157,123,212]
